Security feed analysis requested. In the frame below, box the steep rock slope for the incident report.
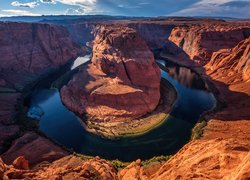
[0,22,78,72]
[61,27,161,120]
[0,22,79,156]
[206,37,250,83]
[169,24,250,64]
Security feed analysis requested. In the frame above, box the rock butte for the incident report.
[0,18,250,179]
[61,27,161,119]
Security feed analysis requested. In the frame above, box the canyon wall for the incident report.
[0,22,79,73]
[206,37,250,83]
[65,22,98,46]
[169,24,250,64]
[0,22,79,157]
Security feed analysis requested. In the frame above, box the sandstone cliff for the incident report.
[0,22,79,156]
[61,27,161,120]
[169,24,250,64]
[206,37,250,83]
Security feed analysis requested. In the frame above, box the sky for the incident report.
[0,0,250,18]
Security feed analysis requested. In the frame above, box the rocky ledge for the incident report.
[61,27,176,138]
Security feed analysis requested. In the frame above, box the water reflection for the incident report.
[158,60,206,90]
[71,54,91,70]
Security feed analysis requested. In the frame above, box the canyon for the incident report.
[0,17,249,179]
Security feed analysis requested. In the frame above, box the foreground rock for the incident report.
[0,155,118,180]
[1,132,68,166]
[151,138,250,179]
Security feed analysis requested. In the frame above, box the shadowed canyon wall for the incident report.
[0,22,79,158]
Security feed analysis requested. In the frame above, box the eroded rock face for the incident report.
[0,155,118,180]
[119,159,148,180]
[151,138,250,180]
[169,25,250,64]
[0,22,78,72]
[61,27,161,120]
[206,37,250,83]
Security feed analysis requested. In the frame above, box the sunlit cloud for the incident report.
[11,1,39,8]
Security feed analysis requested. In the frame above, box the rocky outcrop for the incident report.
[61,27,161,120]
[0,155,118,180]
[151,138,250,180]
[118,159,148,180]
[169,24,250,64]
[32,156,118,180]
[12,156,29,170]
[1,132,68,166]
[206,37,250,83]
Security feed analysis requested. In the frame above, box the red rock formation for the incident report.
[0,155,118,180]
[1,132,68,166]
[206,37,250,83]
[169,25,250,64]
[61,27,161,120]
[0,22,79,72]
[151,138,250,180]
[33,156,118,179]
[119,159,148,180]
[13,156,29,170]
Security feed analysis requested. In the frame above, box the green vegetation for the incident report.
[73,152,95,160]
[141,155,171,167]
[110,159,130,170]
[191,120,207,140]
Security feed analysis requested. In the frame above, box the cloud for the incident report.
[55,0,97,14]
[171,0,250,18]
[11,1,39,8]
[40,0,56,4]
[65,8,85,15]
[1,9,41,16]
